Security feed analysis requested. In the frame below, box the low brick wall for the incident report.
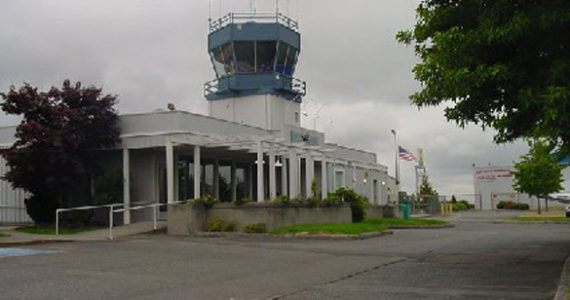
[167,203,352,235]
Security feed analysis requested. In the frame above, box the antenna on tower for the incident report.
[219,0,222,18]
[208,0,212,22]
[275,0,279,15]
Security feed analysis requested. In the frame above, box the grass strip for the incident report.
[0,233,10,238]
[15,227,102,235]
[512,217,570,222]
[270,223,387,235]
[363,218,449,226]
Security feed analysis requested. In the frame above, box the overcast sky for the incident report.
[0,0,529,197]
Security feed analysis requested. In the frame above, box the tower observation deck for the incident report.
[204,12,306,102]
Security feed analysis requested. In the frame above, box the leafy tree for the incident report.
[397,0,570,156]
[0,80,120,223]
[513,140,564,214]
[419,175,438,197]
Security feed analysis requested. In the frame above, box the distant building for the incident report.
[473,164,570,210]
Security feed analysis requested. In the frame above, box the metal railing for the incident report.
[203,73,306,98]
[55,200,189,240]
[209,12,299,33]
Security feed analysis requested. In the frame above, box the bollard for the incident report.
[108,206,114,240]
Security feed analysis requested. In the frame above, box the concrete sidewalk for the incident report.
[0,221,165,246]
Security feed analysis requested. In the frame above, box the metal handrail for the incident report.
[209,12,299,33]
[54,200,189,239]
[203,73,306,98]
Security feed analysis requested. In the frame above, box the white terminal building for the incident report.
[473,163,570,210]
[0,13,397,224]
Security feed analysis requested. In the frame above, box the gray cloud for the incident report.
[0,0,529,195]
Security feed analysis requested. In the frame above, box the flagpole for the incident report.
[391,129,399,188]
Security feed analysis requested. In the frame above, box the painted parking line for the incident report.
[0,248,62,258]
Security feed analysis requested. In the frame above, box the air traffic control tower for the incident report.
[205,13,306,130]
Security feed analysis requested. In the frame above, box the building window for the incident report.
[210,43,235,77]
[234,41,255,73]
[334,169,345,190]
[256,41,276,72]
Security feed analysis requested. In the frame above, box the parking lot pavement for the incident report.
[0,214,569,299]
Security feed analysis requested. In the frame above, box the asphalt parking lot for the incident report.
[1,211,569,299]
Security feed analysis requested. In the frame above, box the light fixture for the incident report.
[275,157,283,167]
[255,159,265,165]
[363,178,367,184]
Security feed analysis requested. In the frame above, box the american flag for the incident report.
[399,146,417,162]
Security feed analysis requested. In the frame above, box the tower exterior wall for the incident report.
[208,94,300,130]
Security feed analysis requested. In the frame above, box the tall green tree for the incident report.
[419,175,438,197]
[397,0,570,156]
[513,140,564,214]
[0,80,120,223]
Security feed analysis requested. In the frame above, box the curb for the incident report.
[191,230,394,240]
[0,239,73,248]
[494,220,570,225]
[387,224,454,230]
[554,256,570,300]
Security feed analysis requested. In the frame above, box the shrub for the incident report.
[274,195,290,205]
[311,179,320,199]
[192,195,217,209]
[291,196,306,205]
[497,201,530,210]
[459,200,471,209]
[332,187,369,222]
[307,197,320,207]
[206,217,237,232]
[452,202,468,211]
[323,192,343,207]
[235,197,253,206]
[244,223,266,233]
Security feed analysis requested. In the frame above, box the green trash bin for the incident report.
[400,203,410,219]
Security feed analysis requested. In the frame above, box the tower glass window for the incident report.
[284,48,298,76]
[275,42,289,75]
[256,41,277,72]
[210,43,235,77]
[234,41,255,73]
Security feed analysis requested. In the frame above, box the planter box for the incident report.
[167,202,352,235]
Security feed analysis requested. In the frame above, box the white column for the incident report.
[256,141,264,202]
[321,158,328,200]
[193,145,201,199]
[213,159,220,200]
[166,141,174,204]
[269,146,276,200]
[122,148,131,225]
[289,151,298,198]
[231,161,237,202]
[305,153,314,197]
[281,156,288,197]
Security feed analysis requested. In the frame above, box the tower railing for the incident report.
[204,72,306,99]
[209,12,299,33]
